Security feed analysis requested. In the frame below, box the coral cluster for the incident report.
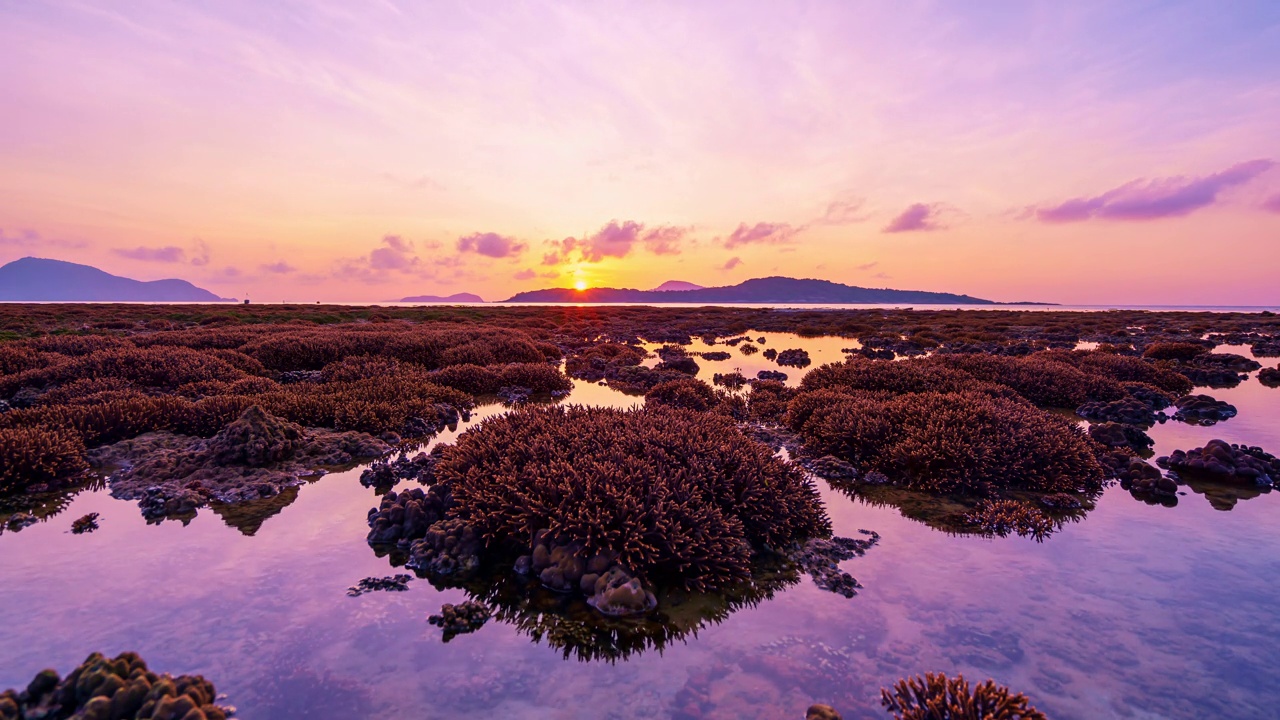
[428,601,491,638]
[1172,394,1237,424]
[644,377,718,412]
[438,405,830,591]
[775,348,812,368]
[880,673,1047,720]
[0,652,228,720]
[963,500,1054,540]
[1159,440,1278,488]
[70,512,100,534]
[346,574,412,596]
[1087,422,1153,452]
[790,390,1104,495]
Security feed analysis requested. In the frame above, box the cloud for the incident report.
[1263,194,1280,214]
[0,228,86,249]
[1036,159,1275,223]
[457,232,527,259]
[856,261,879,271]
[260,261,297,274]
[113,245,187,262]
[817,197,868,225]
[190,239,210,266]
[872,272,891,279]
[541,221,689,264]
[369,234,420,269]
[513,268,536,280]
[883,203,943,233]
[723,222,799,248]
[722,256,742,270]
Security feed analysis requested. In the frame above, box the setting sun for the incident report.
[574,279,588,291]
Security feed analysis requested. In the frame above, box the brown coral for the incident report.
[881,673,1047,720]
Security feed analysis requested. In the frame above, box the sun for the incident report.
[574,279,588,291]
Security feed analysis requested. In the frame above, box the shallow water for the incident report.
[1,333,1277,719]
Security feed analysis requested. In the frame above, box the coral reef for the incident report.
[428,601,491,638]
[1159,440,1278,488]
[0,651,228,720]
[70,512,100,534]
[1171,394,1237,424]
[94,406,390,521]
[1076,397,1159,427]
[438,405,830,592]
[407,518,484,576]
[365,484,452,546]
[645,377,718,412]
[791,390,1104,495]
[963,500,1054,540]
[775,348,812,368]
[346,574,412,596]
[880,673,1047,720]
[1087,422,1153,452]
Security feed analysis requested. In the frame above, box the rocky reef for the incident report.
[1,651,229,720]
[92,405,390,521]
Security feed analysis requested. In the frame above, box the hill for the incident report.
[399,292,485,303]
[0,257,229,302]
[504,276,1000,305]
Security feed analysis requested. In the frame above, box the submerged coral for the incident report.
[437,405,830,592]
[428,601,491,639]
[881,673,1047,720]
[1,651,229,720]
[94,406,390,521]
[1172,394,1237,424]
[791,390,1104,495]
[1159,440,1278,488]
[963,500,1054,540]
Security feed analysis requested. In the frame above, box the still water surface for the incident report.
[1,334,1277,719]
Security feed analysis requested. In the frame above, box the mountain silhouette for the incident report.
[0,257,229,302]
[505,276,1008,304]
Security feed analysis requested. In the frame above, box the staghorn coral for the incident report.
[963,500,1054,540]
[881,673,1046,720]
[791,390,1104,495]
[0,425,88,494]
[1143,341,1211,360]
[1,651,228,720]
[437,405,830,591]
[645,377,718,412]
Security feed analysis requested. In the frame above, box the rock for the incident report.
[804,455,859,480]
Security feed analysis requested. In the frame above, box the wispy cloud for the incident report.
[113,245,186,262]
[457,232,527,259]
[1036,159,1275,223]
[883,203,943,233]
[260,261,297,274]
[856,261,878,271]
[722,256,743,270]
[816,197,868,225]
[723,222,799,249]
[1263,194,1280,214]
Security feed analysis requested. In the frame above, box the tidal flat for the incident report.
[2,304,1279,719]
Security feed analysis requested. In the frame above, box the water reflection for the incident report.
[1,332,1279,719]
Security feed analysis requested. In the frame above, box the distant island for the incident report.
[505,276,1012,305]
[651,280,705,292]
[399,292,485,303]
[0,257,230,302]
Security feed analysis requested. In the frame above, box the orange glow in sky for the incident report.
[1,3,1278,304]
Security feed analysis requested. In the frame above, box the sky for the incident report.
[1,1,1278,304]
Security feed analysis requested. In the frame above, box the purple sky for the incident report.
[1,1,1278,303]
